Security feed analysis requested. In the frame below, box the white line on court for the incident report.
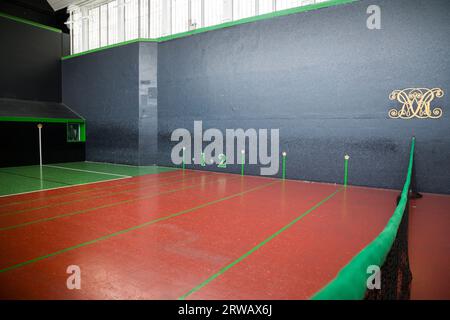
[43,165,132,178]
[0,176,131,199]
[84,161,158,168]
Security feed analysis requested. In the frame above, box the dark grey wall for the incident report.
[157,0,450,194]
[62,43,140,164]
[62,42,159,165]
[0,16,63,102]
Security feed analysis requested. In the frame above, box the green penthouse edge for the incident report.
[0,98,86,143]
[0,11,62,33]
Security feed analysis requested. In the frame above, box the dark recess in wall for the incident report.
[0,122,85,167]
[0,0,69,33]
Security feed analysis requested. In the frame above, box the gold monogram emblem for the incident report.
[388,88,444,119]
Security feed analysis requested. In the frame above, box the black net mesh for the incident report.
[365,162,418,300]
[365,195,412,300]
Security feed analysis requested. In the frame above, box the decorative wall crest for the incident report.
[388,88,444,119]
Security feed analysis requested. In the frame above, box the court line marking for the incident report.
[0,169,184,205]
[85,161,161,168]
[0,173,248,231]
[0,177,130,199]
[178,187,342,300]
[0,172,214,217]
[0,180,277,274]
[0,169,72,186]
[43,165,132,178]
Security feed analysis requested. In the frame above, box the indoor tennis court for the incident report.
[1,0,449,304]
[0,157,413,299]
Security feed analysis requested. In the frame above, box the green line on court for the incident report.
[0,162,178,197]
[0,172,199,218]
[179,187,342,300]
[0,174,246,231]
[0,180,277,274]
[54,162,177,177]
[344,155,349,187]
[0,169,73,186]
[0,168,185,208]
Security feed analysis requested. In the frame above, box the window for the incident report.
[67,123,86,142]
[68,0,331,55]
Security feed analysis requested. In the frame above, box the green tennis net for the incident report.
[312,137,416,300]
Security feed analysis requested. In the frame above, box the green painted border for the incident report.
[61,38,158,61]
[158,0,356,42]
[0,11,62,34]
[61,0,357,61]
[0,116,86,142]
[0,116,84,124]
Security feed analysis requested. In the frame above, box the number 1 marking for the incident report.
[217,154,227,168]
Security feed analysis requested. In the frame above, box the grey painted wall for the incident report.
[62,42,159,165]
[139,42,159,165]
[62,43,140,164]
[157,0,450,194]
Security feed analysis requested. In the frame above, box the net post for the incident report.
[344,155,349,187]
[282,152,286,180]
[37,123,43,167]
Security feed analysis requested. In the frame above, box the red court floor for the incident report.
[0,170,403,299]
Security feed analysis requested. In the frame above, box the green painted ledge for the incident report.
[61,38,158,61]
[0,116,85,124]
[61,0,358,61]
[0,11,62,34]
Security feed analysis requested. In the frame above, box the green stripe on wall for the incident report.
[158,0,356,42]
[61,0,357,61]
[0,117,85,124]
[61,38,158,61]
[0,11,62,34]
